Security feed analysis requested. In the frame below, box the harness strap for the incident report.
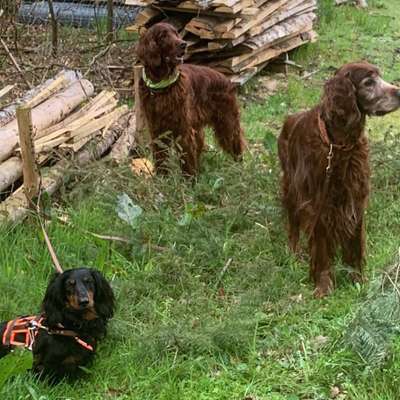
[2,316,44,350]
[2,316,94,352]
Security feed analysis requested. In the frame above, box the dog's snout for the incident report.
[78,298,89,307]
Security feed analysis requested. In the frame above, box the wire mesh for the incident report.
[0,0,142,98]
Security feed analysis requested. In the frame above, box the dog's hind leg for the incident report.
[175,130,199,176]
[151,134,172,175]
[195,128,205,164]
[287,209,300,254]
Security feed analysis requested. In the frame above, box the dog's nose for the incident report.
[179,41,187,50]
[79,298,89,307]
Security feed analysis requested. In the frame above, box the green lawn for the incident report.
[1,0,400,398]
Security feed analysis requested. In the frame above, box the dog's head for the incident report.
[42,268,115,327]
[136,22,187,79]
[321,62,400,130]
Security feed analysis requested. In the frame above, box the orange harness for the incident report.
[2,315,94,352]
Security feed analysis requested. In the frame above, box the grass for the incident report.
[1,0,400,398]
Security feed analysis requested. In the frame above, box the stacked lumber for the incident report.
[0,71,132,205]
[128,0,318,84]
[73,0,145,4]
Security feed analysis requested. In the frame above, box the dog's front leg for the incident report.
[175,129,199,176]
[341,216,366,284]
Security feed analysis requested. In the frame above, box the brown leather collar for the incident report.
[317,112,355,152]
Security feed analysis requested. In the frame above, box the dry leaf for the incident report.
[131,158,154,178]
[289,293,303,303]
[312,335,329,350]
[330,386,341,398]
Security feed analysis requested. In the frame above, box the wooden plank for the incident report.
[154,4,256,18]
[0,113,132,225]
[211,17,315,71]
[216,19,313,68]
[230,62,268,85]
[240,30,316,71]
[68,106,129,144]
[221,0,288,39]
[244,11,316,49]
[60,131,100,152]
[34,101,117,146]
[249,0,316,36]
[211,0,242,6]
[126,7,161,30]
[134,65,148,146]
[16,106,39,203]
[24,75,68,109]
[214,0,254,13]
[35,91,117,139]
[185,15,242,39]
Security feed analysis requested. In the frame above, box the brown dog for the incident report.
[136,22,245,176]
[278,62,400,297]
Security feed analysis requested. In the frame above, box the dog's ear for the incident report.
[136,31,161,68]
[91,269,115,321]
[321,73,361,130]
[42,272,64,327]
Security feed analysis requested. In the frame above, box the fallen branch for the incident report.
[0,85,15,100]
[0,37,32,89]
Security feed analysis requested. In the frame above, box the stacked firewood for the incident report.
[0,70,133,222]
[128,0,318,84]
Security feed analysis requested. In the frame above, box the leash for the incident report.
[39,217,63,274]
[31,184,64,274]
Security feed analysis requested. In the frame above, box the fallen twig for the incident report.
[215,258,233,288]
[0,84,15,100]
[0,37,32,89]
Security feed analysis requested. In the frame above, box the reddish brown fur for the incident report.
[136,22,245,176]
[278,62,400,297]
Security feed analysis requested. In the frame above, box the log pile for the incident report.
[0,70,134,223]
[128,0,318,84]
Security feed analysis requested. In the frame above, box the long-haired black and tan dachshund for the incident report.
[0,268,115,382]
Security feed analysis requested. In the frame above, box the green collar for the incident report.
[142,68,180,91]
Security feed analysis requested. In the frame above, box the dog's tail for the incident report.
[211,88,246,160]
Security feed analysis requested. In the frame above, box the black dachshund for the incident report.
[0,268,115,382]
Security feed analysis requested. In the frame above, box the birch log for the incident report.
[0,79,94,163]
[0,70,81,127]
[110,113,136,163]
[0,157,22,193]
[0,113,132,225]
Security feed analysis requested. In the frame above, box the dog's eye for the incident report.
[67,279,76,286]
[364,78,375,87]
[84,277,93,284]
